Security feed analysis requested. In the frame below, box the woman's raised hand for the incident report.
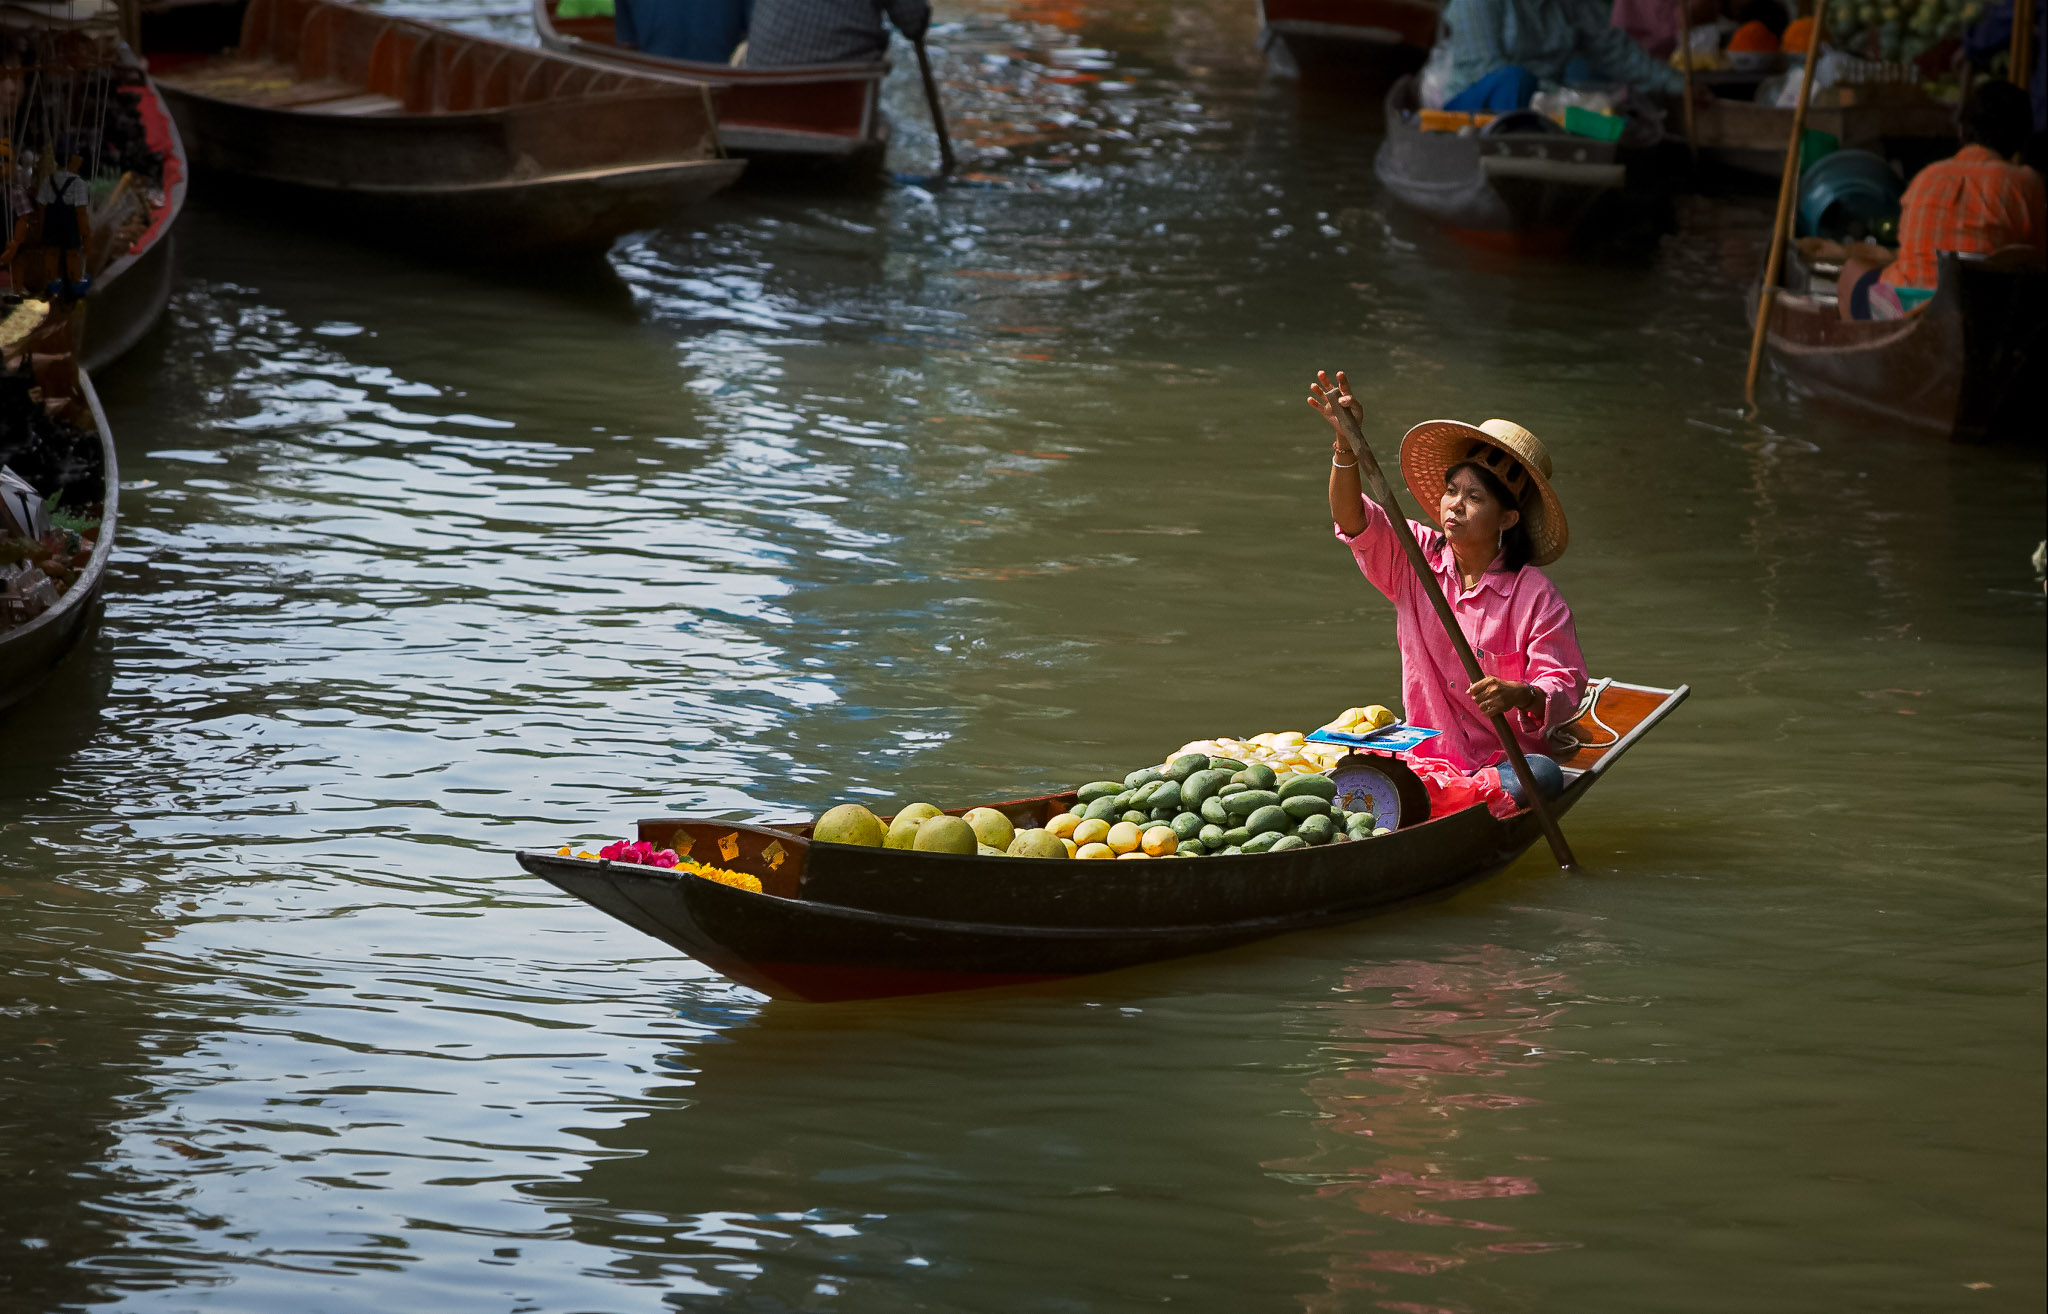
[1306,369,1365,448]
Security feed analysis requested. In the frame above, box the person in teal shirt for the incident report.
[1437,0,1687,112]
[614,0,752,64]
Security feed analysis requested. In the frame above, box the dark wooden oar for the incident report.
[913,38,957,177]
[1318,381,1579,871]
[1743,0,1831,414]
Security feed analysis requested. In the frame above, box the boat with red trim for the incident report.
[516,678,1687,1002]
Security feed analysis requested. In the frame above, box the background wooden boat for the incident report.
[1751,250,2048,442]
[1257,0,1435,82]
[1687,91,1956,183]
[519,679,1688,1002]
[531,0,888,166]
[1373,74,1642,255]
[0,341,118,716]
[79,68,190,372]
[147,0,745,253]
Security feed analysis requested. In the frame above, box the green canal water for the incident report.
[4,2,2042,1310]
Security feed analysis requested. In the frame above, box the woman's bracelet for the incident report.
[1332,454,1358,469]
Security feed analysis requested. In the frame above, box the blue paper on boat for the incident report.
[1306,724,1443,754]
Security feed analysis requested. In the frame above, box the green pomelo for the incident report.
[912,814,979,855]
[1007,828,1068,859]
[815,803,885,847]
[977,844,1007,856]
[963,807,1016,851]
[886,803,944,849]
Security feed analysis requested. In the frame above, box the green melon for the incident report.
[815,803,885,848]
[913,814,978,855]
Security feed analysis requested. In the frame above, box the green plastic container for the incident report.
[1562,105,1626,142]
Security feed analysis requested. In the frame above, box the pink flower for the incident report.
[652,855,677,869]
[598,842,624,860]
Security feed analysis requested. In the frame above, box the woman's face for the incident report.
[1439,465,1520,550]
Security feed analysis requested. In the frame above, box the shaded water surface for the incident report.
[3,2,2042,1311]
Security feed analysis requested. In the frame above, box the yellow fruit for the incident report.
[1106,821,1142,854]
[1047,812,1080,839]
[1141,826,1178,856]
[1007,828,1067,859]
[885,803,944,849]
[1116,850,1151,859]
[963,807,1016,851]
[911,815,977,855]
[1362,704,1397,729]
[1061,838,1078,857]
[815,803,885,847]
[1073,818,1111,847]
[1076,842,1115,860]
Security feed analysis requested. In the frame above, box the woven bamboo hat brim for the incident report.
[1399,418,1569,567]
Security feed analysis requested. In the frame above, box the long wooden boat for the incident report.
[1374,74,1647,255]
[1257,0,1436,81]
[79,63,190,372]
[0,5,191,370]
[518,679,1688,1002]
[146,0,745,253]
[1750,249,2048,442]
[0,308,118,715]
[1687,89,1956,182]
[531,0,888,165]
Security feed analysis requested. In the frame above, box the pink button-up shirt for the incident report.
[1337,494,1587,774]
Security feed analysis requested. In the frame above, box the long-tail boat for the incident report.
[1257,0,1437,81]
[1751,248,2048,441]
[530,0,888,166]
[1687,87,1957,183]
[517,679,1688,1003]
[0,303,117,713]
[1374,74,1659,256]
[0,4,188,370]
[146,0,744,253]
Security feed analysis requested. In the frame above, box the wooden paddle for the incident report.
[1673,0,1698,165]
[1313,376,1579,871]
[914,38,958,177]
[1743,0,1831,415]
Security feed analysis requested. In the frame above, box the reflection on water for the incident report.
[2,0,2042,1310]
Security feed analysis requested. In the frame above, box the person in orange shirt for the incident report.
[1840,81,2046,320]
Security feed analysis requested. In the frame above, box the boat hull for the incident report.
[520,682,1687,1001]
[0,372,118,715]
[532,0,888,166]
[1754,251,2048,442]
[1258,0,1437,80]
[79,74,189,373]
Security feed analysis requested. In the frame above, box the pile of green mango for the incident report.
[1068,753,1389,857]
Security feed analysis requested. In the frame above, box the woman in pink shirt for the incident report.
[1312,373,1587,798]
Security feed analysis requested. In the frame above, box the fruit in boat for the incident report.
[1083,796,1122,822]
[1147,779,1182,811]
[978,844,1006,856]
[1169,812,1202,841]
[1221,826,1251,847]
[1076,781,1123,804]
[1116,850,1151,860]
[1207,757,1246,773]
[815,803,885,848]
[1076,842,1115,860]
[1278,775,1338,802]
[1244,805,1289,837]
[1223,790,1279,820]
[912,815,977,855]
[1234,763,1278,790]
[1106,821,1142,855]
[1219,782,1250,798]
[1073,818,1112,847]
[1141,826,1178,856]
[1269,835,1307,852]
[1199,823,1226,847]
[1182,769,1230,808]
[1199,796,1231,826]
[886,803,944,849]
[963,807,1015,851]
[1163,753,1209,782]
[1298,814,1335,845]
[1124,767,1163,789]
[1281,794,1330,821]
[1008,828,1068,859]
[1119,810,1148,826]
[1179,838,1208,856]
[1062,838,1079,857]
[1242,832,1282,853]
[1047,812,1080,839]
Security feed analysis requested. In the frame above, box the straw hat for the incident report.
[1399,418,1569,567]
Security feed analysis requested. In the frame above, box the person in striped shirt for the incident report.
[1839,82,2046,320]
